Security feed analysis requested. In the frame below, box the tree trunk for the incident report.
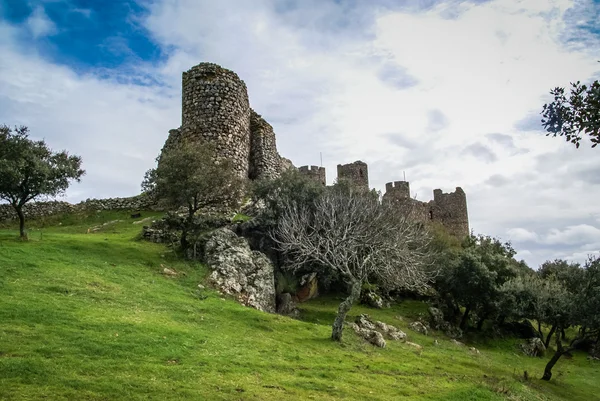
[459,305,472,330]
[476,314,487,331]
[542,349,564,381]
[331,280,362,342]
[538,321,543,339]
[544,325,557,349]
[15,206,26,239]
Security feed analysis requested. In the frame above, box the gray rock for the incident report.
[521,337,546,357]
[409,321,429,336]
[276,293,300,318]
[374,320,407,340]
[360,290,384,309]
[205,228,276,313]
[428,307,445,329]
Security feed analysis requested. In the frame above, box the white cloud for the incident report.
[26,6,57,38]
[0,0,599,269]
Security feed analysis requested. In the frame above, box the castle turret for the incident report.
[430,187,469,238]
[337,161,369,190]
[179,63,251,178]
[298,165,326,186]
[383,181,411,203]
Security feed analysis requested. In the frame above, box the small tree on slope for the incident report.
[0,125,84,238]
[142,140,245,250]
[274,184,434,341]
[541,256,600,381]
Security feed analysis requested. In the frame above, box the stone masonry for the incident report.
[162,63,289,180]
[382,180,469,238]
[337,161,369,190]
[298,165,326,186]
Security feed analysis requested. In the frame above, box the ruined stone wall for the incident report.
[431,187,469,238]
[298,165,326,186]
[383,181,411,203]
[162,62,291,182]
[0,194,157,222]
[248,110,283,180]
[337,161,369,190]
[179,63,251,178]
[383,182,469,238]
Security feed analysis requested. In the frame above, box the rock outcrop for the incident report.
[349,314,407,348]
[521,337,546,357]
[204,228,276,313]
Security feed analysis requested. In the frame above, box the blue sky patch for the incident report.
[0,0,163,72]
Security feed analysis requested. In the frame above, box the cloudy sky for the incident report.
[1,0,599,267]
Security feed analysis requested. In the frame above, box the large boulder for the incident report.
[204,228,276,313]
[428,307,462,339]
[521,337,546,357]
[428,307,445,329]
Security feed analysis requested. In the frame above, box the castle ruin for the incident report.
[162,63,290,181]
[160,62,469,238]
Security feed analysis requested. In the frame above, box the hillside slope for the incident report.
[0,212,598,400]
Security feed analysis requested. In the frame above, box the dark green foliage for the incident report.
[142,140,245,250]
[541,80,600,148]
[0,125,84,238]
[433,234,520,330]
[251,168,325,224]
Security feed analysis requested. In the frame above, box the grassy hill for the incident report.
[0,211,598,400]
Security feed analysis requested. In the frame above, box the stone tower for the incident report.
[181,63,251,178]
[431,187,469,238]
[337,161,369,190]
[162,62,289,181]
[299,165,326,186]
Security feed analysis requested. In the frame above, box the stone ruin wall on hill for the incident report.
[382,180,469,238]
[161,63,289,181]
[0,195,157,222]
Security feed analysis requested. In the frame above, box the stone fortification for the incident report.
[162,63,289,180]
[0,195,156,222]
[382,180,469,238]
[298,165,326,186]
[249,110,283,180]
[337,161,369,190]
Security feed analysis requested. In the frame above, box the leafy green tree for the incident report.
[0,125,84,238]
[142,140,245,250]
[541,80,600,148]
[433,235,518,330]
[251,168,325,225]
[542,256,600,381]
[500,274,570,347]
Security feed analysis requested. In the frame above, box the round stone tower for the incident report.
[180,63,251,178]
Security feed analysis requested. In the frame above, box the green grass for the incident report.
[0,212,599,400]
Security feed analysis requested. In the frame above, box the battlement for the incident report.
[384,181,411,199]
[337,160,369,190]
[299,165,326,186]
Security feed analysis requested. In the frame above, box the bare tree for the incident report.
[274,185,434,341]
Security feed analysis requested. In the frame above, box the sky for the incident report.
[1,0,599,268]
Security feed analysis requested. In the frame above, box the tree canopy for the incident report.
[0,125,84,238]
[541,80,600,149]
[142,140,245,249]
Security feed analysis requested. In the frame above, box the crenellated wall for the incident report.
[298,165,326,186]
[383,181,469,238]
